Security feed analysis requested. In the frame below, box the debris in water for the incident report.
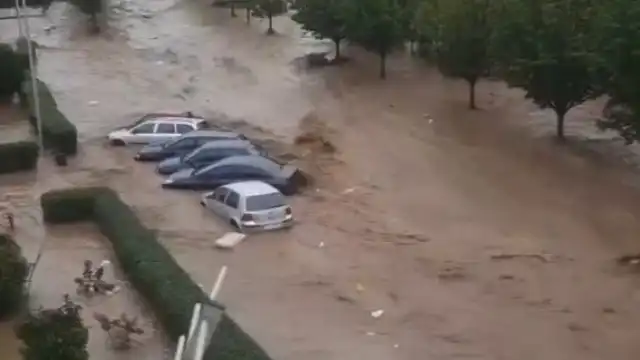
[156,60,164,65]
[617,254,640,266]
[490,252,552,263]
[215,232,246,249]
[394,344,399,349]
[88,100,99,106]
[341,187,356,194]
[371,309,384,318]
[356,283,365,292]
[366,331,376,336]
[318,241,325,248]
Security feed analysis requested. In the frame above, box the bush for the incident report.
[0,141,38,174]
[0,234,28,319]
[40,187,272,360]
[23,78,78,155]
[15,301,89,360]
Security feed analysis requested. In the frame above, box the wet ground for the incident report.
[2,1,640,360]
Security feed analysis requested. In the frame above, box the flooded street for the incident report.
[2,0,640,359]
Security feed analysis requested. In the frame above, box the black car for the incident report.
[161,155,306,195]
[134,130,247,161]
[156,140,266,175]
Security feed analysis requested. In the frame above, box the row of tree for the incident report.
[291,0,640,143]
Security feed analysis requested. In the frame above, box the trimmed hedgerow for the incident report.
[23,78,78,156]
[0,141,38,174]
[0,234,28,319]
[40,187,272,360]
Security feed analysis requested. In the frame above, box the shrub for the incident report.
[0,234,28,319]
[0,141,38,174]
[40,187,272,360]
[15,300,89,360]
[23,78,78,155]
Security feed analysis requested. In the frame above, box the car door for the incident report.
[223,190,241,221]
[176,123,195,135]
[127,122,157,143]
[194,165,231,188]
[154,122,177,142]
[207,187,229,217]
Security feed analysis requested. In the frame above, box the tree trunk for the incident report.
[266,12,274,34]
[246,7,251,23]
[333,38,341,60]
[89,13,99,34]
[379,51,387,79]
[556,110,566,140]
[468,77,477,109]
[231,3,237,17]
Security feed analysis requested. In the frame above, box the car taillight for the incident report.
[285,207,292,215]
[241,214,253,221]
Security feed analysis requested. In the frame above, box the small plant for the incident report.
[0,234,28,319]
[16,294,89,360]
[94,312,144,350]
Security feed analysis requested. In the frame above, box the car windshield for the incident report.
[245,193,286,211]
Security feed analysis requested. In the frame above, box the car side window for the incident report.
[214,188,228,202]
[156,123,176,134]
[171,138,196,150]
[237,166,270,179]
[176,124,194,134]
[131,122,155,134]
[225,191,240,209]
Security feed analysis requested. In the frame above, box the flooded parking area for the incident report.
[2,0,640,358]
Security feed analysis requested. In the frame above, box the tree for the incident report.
[492,0,602,139]
[425,0,493,109]
[16,296,89,360]
[0,235,28,319]
[292,0,348,60]
[0,44,27,102]
[68,0,103,33]
[594,0,640,143]
[253,0,287,34]
[344,0,406,79]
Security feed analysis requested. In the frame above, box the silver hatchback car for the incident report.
[200,181,293,232]
[108,117,208,145]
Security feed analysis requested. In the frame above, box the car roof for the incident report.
[149,117,205,124]
[224,181,281,197]
[140,112,204,120]
[182,130,242,139]
[196,139,254,150]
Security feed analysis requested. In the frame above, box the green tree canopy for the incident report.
[594,0,640,143]
[0,44,27,102]
[492,0,603,139]
[344,0,405,79]
[426,0,493,109]
[292,0,348,59]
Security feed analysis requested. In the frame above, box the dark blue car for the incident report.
[134,130,247,162]
[161,155,305,195]
[156,140,265,175]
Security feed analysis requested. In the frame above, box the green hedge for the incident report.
[23,79,78,155]
[0,141,38,174]
[0,234,28,319]
[40,187,272,360]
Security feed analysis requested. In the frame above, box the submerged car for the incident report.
[200,181,294,232]
[162,155,303,195]
[135,130,247,161]
[107,116,208,146]
[156,140,265,175]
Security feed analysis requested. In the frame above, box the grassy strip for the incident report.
[23,78,78,155]
[0,141,38,174]
[40,187,272,360]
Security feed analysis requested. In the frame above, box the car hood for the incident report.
[108,129,130,137]
[139,144,164,155]
[168,168,195,181]
[157,157,185,172]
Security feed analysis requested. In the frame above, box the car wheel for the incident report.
[230,220,241,231]
[110,139,126,146]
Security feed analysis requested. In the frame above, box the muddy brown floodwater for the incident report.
[3,1,640,360]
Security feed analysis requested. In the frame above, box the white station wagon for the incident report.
[108,117,209,145]
[200,181,294,232]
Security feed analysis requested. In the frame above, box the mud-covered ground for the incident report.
[2,1,640,360]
